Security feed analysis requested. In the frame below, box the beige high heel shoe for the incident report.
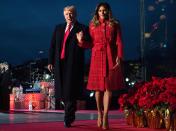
[97,112,102,127]
[102,115,109,130]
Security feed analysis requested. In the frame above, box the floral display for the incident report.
[119,77,176,130]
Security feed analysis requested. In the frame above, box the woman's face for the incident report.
[98,6,108,20]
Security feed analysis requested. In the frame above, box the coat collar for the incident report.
[60,21,79,43]
[66,21,79,38]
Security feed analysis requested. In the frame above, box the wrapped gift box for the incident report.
[10,93,46,110]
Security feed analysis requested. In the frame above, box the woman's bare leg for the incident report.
[95,91,103,127]
[102,89,112,129]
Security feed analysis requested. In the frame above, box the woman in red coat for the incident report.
[77,2,124,130]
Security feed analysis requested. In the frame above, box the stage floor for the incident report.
[0,110,167,131]
[0,110,124,124]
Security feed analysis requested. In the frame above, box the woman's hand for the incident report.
[76,31,84,44]
[112,57,120,69]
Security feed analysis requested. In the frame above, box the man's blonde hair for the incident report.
[63,5,76,16]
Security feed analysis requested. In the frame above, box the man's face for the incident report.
[64,9,76,24]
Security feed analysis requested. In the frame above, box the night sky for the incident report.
[1,0,175,66]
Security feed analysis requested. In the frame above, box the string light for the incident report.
[160,15,166,20]
[145,0,171,49]
[148,5,155,11]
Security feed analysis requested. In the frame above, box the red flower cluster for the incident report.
[119,77,176,112]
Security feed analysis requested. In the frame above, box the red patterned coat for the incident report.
[83,20,124,91]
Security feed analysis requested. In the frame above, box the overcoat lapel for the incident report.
[66,22,79,44]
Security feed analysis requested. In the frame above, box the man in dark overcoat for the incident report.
[48,5,90,127]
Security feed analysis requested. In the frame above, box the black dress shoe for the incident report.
[64,121,71,128]
[70,115,75,123]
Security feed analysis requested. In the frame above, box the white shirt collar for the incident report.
[65,23,74,32]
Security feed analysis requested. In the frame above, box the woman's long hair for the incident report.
[91,2,118,27]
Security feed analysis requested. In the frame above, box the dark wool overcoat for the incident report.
[48,21,90,101]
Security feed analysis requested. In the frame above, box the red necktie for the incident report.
[60,24,71,59]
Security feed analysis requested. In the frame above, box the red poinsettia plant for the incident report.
[119,77,176,114]
[118,81,145,115]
